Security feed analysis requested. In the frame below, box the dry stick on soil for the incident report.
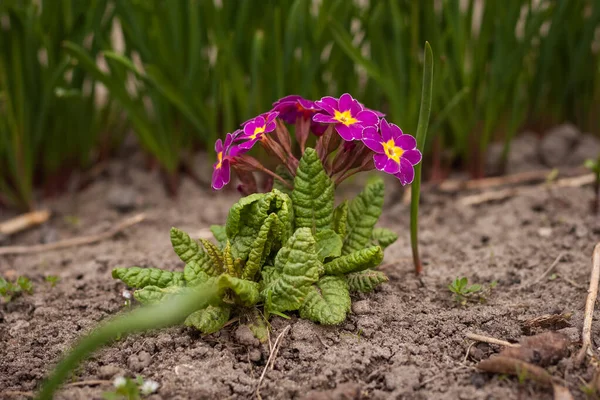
[465,332,521,348]
[439,167,586,193]
[256,325,291,399]
[459,173,594,206]
[65,380,112,387]
[0,210,51,236]
[575,242,600,366]
[525,252,566,288]
[0,391,34,398]
[0,213,146,256]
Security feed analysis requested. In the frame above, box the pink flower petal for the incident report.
[313,113,337,124]
[356,110,379,127]
[338,93,354,112]
[373,153,389,171]
[335,124,358,141]
[403,149,422,165]
[382,157,400,174]
[215,139,223,153]
[315,96,338,115]
[361,126,384,153]
[396,134,417,150]
[380,119,393,142]
[396,158,415,185]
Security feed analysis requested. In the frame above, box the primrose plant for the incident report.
[112,93,421,339]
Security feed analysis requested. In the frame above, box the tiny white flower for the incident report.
[140,379,159,395]
[122,290,132,299]
[113,376,127,388]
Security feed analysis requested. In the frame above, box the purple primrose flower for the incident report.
[313,93,379,141]
[236,111,279,152]
[361,119,422,185]
[212,133,235,190]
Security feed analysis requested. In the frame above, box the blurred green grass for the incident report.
[1,0,598,210]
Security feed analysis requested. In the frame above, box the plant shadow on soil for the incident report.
[1,128,600,400]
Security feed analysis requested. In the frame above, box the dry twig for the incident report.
[525,252,566,288]
[575,243,600,366]
[65,379,112,387]
[459,173,594,206]
[0,213,146,256]
[465,332,520,348]
[0,210,51,236]
[0,391,34,398]
[256,325,291,399]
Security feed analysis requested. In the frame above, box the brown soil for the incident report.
[1,146,599,400]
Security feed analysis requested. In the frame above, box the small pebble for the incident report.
[538,227,552,238]
[248,348,262,362]
[235,325,260,347]
[351,300,371,315]
[127,351,152,372]
[97,365,125,379]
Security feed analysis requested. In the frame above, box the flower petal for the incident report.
[313,113,337,124]
[338,93,354,112]
[350,98,363,116]
[335,124,359,141]
[382,158,400,174]
[403,149,422,165]
[373,153,389,171]
[361,126,384,153]
[396,134,417,150]
[243,122,258,138]
[265,121,277,133]
[396,158,415,185]
[229,144,245,157]
[380,118,393,142]
[220,159,231,186]
[315,96,338,115]
[272,94,302,106]
[389,122,404,139]
[356,110,379,127]
[215,138,223,153]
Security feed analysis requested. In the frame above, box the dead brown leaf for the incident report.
[500,332,569,367]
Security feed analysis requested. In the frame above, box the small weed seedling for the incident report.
[45,275,60,288]
[448,277,496,305]
[0,276,33,303]
[103,376,159,400]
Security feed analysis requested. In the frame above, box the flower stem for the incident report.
[410,42,433,275]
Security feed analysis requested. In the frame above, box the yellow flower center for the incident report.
[216,151,223,169]
[250,125,266,140]
[333,110,358,126]
[382,139,404,163]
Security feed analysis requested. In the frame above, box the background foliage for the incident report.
[1,0,598,210]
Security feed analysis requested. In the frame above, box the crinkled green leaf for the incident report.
[333,200,349,237]
[210,225,227,246]
[292,148,334,233]
[371,227,398,250]
[226,190,293,260]
[314,229,343,262]
[218,274,261,307]
[346,270,389,293]
[323,246,383,275]
[262,228,322,313]
[260,265,281,291]
[342,177,384,254]
[243,213,281,281]
[222,241,241,277]
[273,164,294,196]
[112,267,184,289]
[133,285,183,305]
[171,227,211,265]
[247,309,269,343]
[300,276,351,325]
[199,238,223,267]
[184,304,231,334]
[184,267,212,287]
[184,256,221,282]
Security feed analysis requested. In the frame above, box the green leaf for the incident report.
[333,200,349,237]
[323,246,383,275]
[133,285,183,305]
[346,270,388,293]
[292,148,334,233]
[171,227,210,264]
[199,238,223,267]
[112,267,184,289]
[226,191,293,260]
[262,227,322,313]
[184,257,220,282]
[273,164,294,196]
[210,225,227,246]
[314,229,343,262]
[260,265,281,291]
[243,213,281,281]
[218,274,261,307]
[342,177,385,255]
[184,304,231,334]
[300,276,351,325]
[370,228,399,250]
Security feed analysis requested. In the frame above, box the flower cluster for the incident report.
[211,93,422,192]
